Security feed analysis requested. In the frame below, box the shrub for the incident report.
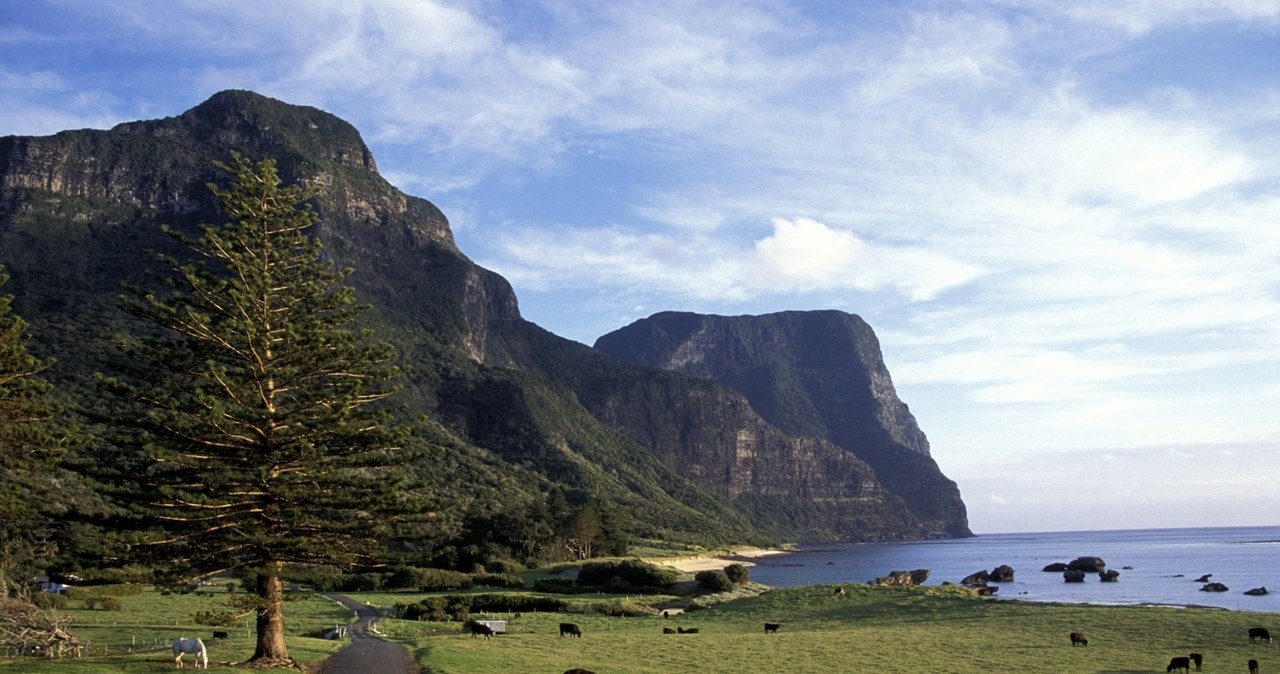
[32,593,68,610]
[470,573,524,589]
[724,563,750,585]
[415,568,473,592]
[576,559,678,592]
[695,570,734,592]
[400,593,570,620]
[583,598,655,617]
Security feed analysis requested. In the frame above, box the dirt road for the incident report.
[311,594,419,674]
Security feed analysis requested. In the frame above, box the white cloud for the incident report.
[485,216,984,305]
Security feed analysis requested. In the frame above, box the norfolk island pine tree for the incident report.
[82,154,438,667]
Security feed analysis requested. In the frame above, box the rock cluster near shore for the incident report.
[872,569,931,586]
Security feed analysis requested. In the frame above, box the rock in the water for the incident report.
[1194,574,1212,583]
[1063,569,1087,583]
[1099,569,1120,582]
[1200,582,1229,592]
[1042,562,1068,572]
[1066,556,1106,572]
[961,570,990,585]
[1244,587,1269,596]
[990,565,1015,582]
[874,569,930,586]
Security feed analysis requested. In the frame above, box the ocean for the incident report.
[747,525,1280,612]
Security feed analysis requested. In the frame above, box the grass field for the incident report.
[0,586,349,672]
[361,583,1280,674]
[4,582,1278,672]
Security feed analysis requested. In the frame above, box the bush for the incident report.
[724,563,750,585]
[415,568,473,592]
[576,560,678,592]
[66,584,144,598]
[399,593,570,621]
[583,598,655,617]
[32,593,68,610]
[470,573,524,589]
[532,578,575,594]
[695,570,734,592]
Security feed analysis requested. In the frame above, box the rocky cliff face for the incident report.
[0,90,969,543]
[595,310,970,538]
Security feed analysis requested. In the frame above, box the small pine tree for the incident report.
[87,155,434,666]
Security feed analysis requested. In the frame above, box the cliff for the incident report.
[595,310,970,538]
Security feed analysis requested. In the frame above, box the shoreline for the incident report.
[649,546,791,573]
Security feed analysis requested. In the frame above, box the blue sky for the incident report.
[4,0,1278,534]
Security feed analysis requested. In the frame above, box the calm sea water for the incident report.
[747,526,1280,612]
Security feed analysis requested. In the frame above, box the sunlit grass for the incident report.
[7,582,1277,673]
[0,586,349,672]
[376,584,1279,674]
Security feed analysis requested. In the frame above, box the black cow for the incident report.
[1249,627,1271,643]
[1188,652,1202,671]
[764,623,781,634]
[1069,632,1087,646]
[465,621,493,638]
[1249,658,1259,674]
[212,631,229,640]
[560,622,582,638]
[663,627,676,634]
[1167,656,1191,673]
[677,627,699,634]
[564,670,596,674]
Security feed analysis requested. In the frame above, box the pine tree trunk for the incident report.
[249,569,292,666]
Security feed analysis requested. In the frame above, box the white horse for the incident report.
[172,637,207,669]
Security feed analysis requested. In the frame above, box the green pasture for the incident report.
[359,583,1280,674]
[6,582,1279,672]
[0,586,349,672]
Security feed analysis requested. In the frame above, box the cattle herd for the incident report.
[1067,626,1272,673]
[459,614,1273,674]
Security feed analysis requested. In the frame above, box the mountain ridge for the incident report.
[0,90,969,546]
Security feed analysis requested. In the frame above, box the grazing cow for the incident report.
[1248,627,1271,643]
[663,627,676,634]
[1167,656,1191,673]
[172,637,207,669]
[560,622,582,638]
[564,670,596,674]
[1069,632,1088,646]
[764,622,781,634]
[834,586,846,595]
[1188,652,1202,671]
[465,621,494,638]
[211,631,228,640]
[677,627,699,634]
[1248,658,1259,674]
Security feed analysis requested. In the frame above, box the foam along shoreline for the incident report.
[652,547,790,573]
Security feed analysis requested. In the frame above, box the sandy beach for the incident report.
[650,547,790,573]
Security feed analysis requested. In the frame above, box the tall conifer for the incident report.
[0,267,65,592]
[91,155,431,666]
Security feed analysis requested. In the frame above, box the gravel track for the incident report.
[311,594,419,674]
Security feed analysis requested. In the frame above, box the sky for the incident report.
[3,0,1278,535]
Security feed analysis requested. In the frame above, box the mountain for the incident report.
[596,310,970,538]
[0,90,968,546]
